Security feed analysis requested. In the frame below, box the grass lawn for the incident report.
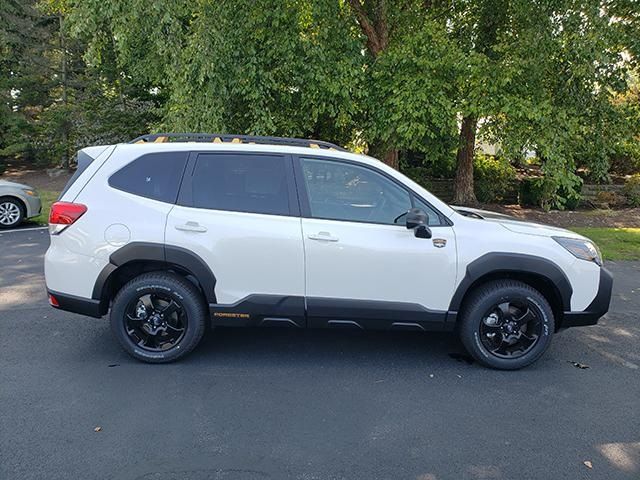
[32,190,59,225]
[572,227,640,261]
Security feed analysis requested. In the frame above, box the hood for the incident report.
[453,206,585,239]
[0,179,33,190]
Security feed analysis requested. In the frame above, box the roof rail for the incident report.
[129,133,347,151]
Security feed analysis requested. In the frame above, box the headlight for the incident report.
[552,236,602,266]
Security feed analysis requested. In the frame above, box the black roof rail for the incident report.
[129,133,347,151]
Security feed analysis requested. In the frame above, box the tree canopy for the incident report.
[1,0,638,207]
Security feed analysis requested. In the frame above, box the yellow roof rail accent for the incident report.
[309,143,320,149]
[231,138,242,144]
[154,136,168,143]
[135,140,146,144]
[213,137,222,143]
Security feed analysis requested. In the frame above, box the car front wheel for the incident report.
[458,280,555,370]
[0,197,25,228]
[110,272,207,363]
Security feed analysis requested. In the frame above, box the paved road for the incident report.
[1,228,639,480]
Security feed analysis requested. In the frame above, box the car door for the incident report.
[295,156,457,330]
[165,151,306,327]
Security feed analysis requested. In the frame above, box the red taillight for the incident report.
[49,202,87,234]
[49,294,60,307]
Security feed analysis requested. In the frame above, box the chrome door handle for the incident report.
[175,221,207,233]
[308,232,339,242]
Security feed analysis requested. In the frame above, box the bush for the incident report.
[473,154,517,203]
[623,174,640,207]
[0,159,5,176]
[519,176,582,210]
[402,166,431,188]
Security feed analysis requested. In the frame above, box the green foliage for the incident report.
[2,0,638,212]
[623,174,640,207]
[519,175,582,211]
[473,154,516,203]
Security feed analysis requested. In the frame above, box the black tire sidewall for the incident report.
[110,274,206,363]
[0,197,25,229]
[461,283,554,370]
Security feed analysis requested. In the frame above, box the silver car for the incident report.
[0,180,42,228]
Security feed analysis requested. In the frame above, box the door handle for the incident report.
[175,221,207,233]
[308,232,339,242]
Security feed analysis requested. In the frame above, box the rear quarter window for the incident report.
[109,152,189,203]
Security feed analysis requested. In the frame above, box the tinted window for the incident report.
[192,153,290,215]
[109,152,188,203]
[391,196,443,226]
[301,158,412,225]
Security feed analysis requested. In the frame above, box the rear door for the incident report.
[295,156,457,330]
[165,151,306,327]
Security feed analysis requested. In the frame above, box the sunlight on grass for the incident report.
[572,227,640,261]
[32,190,59,225]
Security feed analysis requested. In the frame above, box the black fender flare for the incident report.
[448,253,573,313]
[92,242,217,307]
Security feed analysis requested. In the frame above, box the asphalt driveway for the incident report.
[1,228,639,480]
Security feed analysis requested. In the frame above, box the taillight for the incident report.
[49,201,87,235]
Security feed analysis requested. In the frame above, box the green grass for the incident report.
[572,227,640,261]
[32,190,59,225]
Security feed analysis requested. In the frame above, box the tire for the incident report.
[0,197,25,229]
[458,280,554,370]
[110,272,207,363]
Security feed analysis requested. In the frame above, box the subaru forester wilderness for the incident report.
[45,133,613,369]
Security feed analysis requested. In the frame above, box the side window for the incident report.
[192,153,290,215]
[300,158,412,225]
[413,197,443,226]
[109,152,188,203]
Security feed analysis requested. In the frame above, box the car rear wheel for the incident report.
[110,272,207,363]
[458,280,555,370]
[0,197,25,228]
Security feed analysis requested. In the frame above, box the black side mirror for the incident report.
[405,208,432,239]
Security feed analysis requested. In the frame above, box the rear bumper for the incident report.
[562,267,613,328]
[47,290,103,318]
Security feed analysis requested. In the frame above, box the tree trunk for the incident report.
[348,1,400,169]
[383,149,399,169]
[452,115,478,205]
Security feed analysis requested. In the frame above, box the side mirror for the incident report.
[405,208,432,239]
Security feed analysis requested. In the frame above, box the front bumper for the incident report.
[562,267,613,328]
[25,194,42,218]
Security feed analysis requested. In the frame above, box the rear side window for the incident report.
[191,153,290,215]
[109,152,188,203]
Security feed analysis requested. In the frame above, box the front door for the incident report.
[295,156,457,330]
[166,151,306,327]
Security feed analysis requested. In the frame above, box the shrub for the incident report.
[402,166,431,188]
[473,154,517,203]
[623,174,640,207]
[519,176,582,210]
[0,159,5,176]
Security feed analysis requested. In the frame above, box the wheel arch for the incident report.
[92,242,217,315]
[449,253,572,329]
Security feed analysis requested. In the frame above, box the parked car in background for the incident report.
[45,134,613,369]
[0,180,42,228]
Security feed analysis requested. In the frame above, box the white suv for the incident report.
[44,134,613,369]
